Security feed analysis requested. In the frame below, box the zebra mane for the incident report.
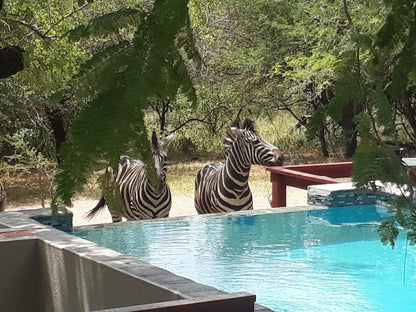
[151,131,174,155]
[223,118,257,157]
[242,118,256,133]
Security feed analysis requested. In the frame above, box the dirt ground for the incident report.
[68,187,306,226]
[5,187,307,227]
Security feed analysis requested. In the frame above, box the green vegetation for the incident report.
[1,0,416,246]
[52,0,199,210]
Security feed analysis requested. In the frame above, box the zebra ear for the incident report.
[151,131,158,148]
[242,118,256,132]
[225,125,236,137]
[230,117,242,129]
[225,125,242,140]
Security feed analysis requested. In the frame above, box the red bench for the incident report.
[266,162,354,207]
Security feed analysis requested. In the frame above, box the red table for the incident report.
[266,162,354,207]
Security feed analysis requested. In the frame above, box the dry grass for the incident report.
[167,159,275,196]
[2,171,54,208]
[2,147,347,210]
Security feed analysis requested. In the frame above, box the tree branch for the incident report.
[0,3,89,40]
[168,118,209,134]
[1,17,44,38]
[343,0,354,31]
[43,3,89,37]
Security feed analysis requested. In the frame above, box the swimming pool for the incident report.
[74,206,416,312]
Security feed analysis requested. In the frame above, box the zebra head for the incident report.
[151,131,172,183]
[223,118,284,166]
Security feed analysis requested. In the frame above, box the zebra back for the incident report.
[87,131,172,222]
[195,118,283,214]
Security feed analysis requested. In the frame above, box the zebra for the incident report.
[194,118,284,214]
[87,131,172,222]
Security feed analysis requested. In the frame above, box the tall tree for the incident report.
[190,0,388,156]
[0,0,91,159]
[328,0,416,247]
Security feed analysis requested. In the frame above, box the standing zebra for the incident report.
[194,118,284,214]
[87,131,172,222]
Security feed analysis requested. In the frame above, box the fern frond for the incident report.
[387,23,416,98]
[327,50,362,121]
[65,9,145,40]
[352,134,378,188]
[376,2,413,49]
[75,40,132,79]
[54,87,148,205]
[367,86,395,136]
[351,32,375,50]
[305,106,326,140]
[53,0,197,208]
[177,13,202,68]
[378,216,399,248]
[97,170,126,217]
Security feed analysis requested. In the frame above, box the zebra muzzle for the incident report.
[268,149,284,166]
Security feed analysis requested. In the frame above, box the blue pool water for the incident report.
[74,206,416,312]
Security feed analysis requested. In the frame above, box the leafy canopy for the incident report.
[325,0,416,247]
[53,0,199,209]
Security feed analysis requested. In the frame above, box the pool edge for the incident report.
[0,209,271,311]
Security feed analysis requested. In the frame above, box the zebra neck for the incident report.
[222,155,251,191]
[227,147,251,175]
[145,179,166,195]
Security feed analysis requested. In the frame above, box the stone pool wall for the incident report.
[307,182,395,207]
[0,208,269,312]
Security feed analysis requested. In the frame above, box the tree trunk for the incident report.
[402,93,416,139]
[341,101,358,158]
[318,126,329,157]
[47,109,66,163]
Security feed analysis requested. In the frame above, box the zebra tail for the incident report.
[85,196,107,220]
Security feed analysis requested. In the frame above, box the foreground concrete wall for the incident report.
[0,210,268,312]
[0,239,43,311]
[39,243,182,311]
[0,238,182,312]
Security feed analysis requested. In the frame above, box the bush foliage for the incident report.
[1,0,416,246]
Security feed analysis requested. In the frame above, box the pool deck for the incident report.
[1,206,327,311]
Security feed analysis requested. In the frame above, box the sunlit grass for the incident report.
[167,160,274,197]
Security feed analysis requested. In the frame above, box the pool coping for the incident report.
[74,205,329,232]
[2,207,333,312]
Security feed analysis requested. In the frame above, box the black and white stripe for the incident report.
[194,118,284,214]
[87,131,172,222]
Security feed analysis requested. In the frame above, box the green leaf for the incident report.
[352,134,378,188]
[72,40,132,89]
[65,9,144,40]
[351,32,374,49]
[366,87,394,135]
[327,51,362,121]
[98,170,126,217]
[387,24,416,98]
[378,217,399,248]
